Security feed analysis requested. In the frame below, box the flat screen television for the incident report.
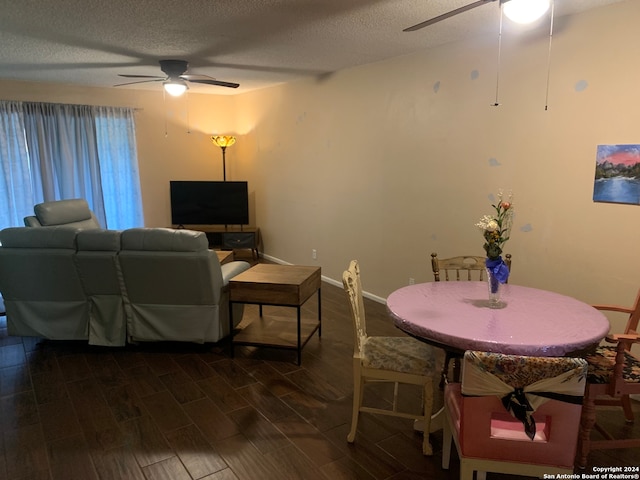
[170,181,249,226]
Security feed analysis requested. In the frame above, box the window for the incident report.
[0,101,143,230]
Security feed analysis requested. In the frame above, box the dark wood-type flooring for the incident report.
[1,264,639,479]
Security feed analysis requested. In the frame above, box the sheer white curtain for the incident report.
[22,102,107,226]
[0,101,143,230]
[0,101,35,228]
[93,106,143,229]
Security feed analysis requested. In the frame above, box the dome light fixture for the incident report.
[502,0,551,24]
[163,79,188,97]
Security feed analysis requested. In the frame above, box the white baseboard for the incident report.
[260,253,386,305]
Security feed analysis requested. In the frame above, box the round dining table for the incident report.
[386,281,610,357]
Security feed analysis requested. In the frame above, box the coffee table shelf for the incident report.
[229,264,321,365]
[232,315,320,349]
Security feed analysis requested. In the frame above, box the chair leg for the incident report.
[422,380,434,455]
[460,460,474,480]
[452,357,461,383]
[439,352,451,389]
[442,411,452,469]
[578,389,597,469]
[347,363,363,443]
[621,394,635,423]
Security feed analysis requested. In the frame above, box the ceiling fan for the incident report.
[115,59,239,96]
[404,0,551,32]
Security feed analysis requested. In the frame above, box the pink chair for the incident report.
[442,351,588,479]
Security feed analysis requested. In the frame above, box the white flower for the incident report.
[475,215,496,231]
[476,190,515,260]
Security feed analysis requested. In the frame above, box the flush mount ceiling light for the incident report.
[114,60,240,95]
[163,79,188,97]
[502,0,551,24]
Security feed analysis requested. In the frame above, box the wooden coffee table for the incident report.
[215,250,234,265]
[228,264,321,365]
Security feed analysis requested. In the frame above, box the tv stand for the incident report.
[182,226,260,260]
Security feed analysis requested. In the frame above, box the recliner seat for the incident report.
[0,226,251,345]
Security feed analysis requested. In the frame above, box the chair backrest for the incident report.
[75,229,127,346]
[342,260,367,357]
[621,289,640,338]
[431,252,512,282]
[592,288,640,352]
[24,198,101,229]
[119,228,223,304]
[118,228,228,343]
[0,226,89,339]
[450,350,587,467]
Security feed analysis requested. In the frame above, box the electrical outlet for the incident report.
[409,277,415,285]
[312,249,317,260]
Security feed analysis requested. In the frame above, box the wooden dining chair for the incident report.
[442,351,588,480]
[577,289,640,468]
[342,260,437,455]
[430,252,513,385]
[430,252,512,282]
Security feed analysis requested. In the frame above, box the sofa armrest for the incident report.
[221,261,251,286]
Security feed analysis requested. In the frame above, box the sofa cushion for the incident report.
[121,228,208,252]
[76,229,121,251]
[0,226,88,340]
[0,226,78,249]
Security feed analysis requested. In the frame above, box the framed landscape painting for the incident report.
[593,144,640,205]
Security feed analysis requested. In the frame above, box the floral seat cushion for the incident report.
[465,351,587,389]
[362,336,435,375]
[585,346,640,384]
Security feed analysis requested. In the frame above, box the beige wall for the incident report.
[236,0,640,336]
[1,0,638,333]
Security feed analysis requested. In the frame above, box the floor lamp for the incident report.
[211,135,236,181]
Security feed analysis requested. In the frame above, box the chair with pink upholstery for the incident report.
[442,351,588,479]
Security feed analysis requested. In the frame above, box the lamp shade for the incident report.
[502,0,550,24]
[211,135,236,148]
[163,79,188,97]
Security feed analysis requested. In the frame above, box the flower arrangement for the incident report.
[476,190,514,285]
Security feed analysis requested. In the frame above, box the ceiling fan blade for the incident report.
[404,0,498,32]
[114,78,164,87]
[115,61,239,89]
[186,78,240,89]
[118,74,165,79]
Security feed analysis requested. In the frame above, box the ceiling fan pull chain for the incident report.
[163,88,168,138]
[492,6,504,107]
[544,0,555,111]
[186,92,191,134]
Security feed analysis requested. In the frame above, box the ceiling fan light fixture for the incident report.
[163,79,188,97]
[502,0,551,24]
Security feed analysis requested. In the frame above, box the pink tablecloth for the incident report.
[386,282,610,357]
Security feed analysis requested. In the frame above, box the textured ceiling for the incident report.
[0,0,626,95]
